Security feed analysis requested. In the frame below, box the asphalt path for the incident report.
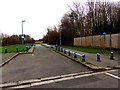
[2,45,90,83]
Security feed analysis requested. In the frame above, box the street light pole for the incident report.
[60,28,61,46]
[22,20,25,51]
[103,32,107,49]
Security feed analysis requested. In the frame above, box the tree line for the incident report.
[42,0,120,45]
[0,33,35,46]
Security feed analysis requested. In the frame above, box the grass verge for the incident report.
[0,44,33,53]
[61,45,119,55]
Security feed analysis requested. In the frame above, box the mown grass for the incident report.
[35,41,43,44]
[61,45,119,55]
[0,44,33,53]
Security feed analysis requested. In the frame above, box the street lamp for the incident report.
[22,20,25,51]
[60,27,61,46]
[103,32,107,49]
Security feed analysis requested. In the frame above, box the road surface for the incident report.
[2,45,89,83]
[1,45,119,89]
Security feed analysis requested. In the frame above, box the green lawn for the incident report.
[0,44,33,53]
[61,45,119,55]
[35,41,43,44]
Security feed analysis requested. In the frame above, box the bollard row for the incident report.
[53,45,86,62]
[4,47,19,53]
[96,52,114,62]
[26,46,32,52]
[110,52,114,60]
[4,45,33,53]
[52,45,115,62]
[97,53,101,61]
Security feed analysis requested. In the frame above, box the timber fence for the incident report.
[74,34,120,49]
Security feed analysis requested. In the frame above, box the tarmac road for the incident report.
[1,45,90,83]
[30,70,119,88]
[1,44,119,89]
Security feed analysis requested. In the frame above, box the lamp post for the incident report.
[103,32,107,49]
[22,20,25,51]
[47,29,49,45]
[60,27,61,46]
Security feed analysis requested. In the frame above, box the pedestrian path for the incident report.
[42,44,119,70]
[60,47,119,69]
[1,53,17,63]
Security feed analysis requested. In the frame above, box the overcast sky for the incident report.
[0,0,119,40]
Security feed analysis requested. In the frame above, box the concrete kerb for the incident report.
[34,44,114,71]
[41,44,51,48]
[52,49,107,71]
[27,46,35,54]
[0,52,28,68]
[49,45,112,71]
[107,65,120,69]
[0,46,35,68]
[0,53,19,68]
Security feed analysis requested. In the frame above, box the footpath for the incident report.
[63,48,118,69]
[42,44,119,71]
[1,53,17,63]
[0,46,35,68]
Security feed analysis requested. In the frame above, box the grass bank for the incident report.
[61,45,119,55]
[0,44,33,53]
